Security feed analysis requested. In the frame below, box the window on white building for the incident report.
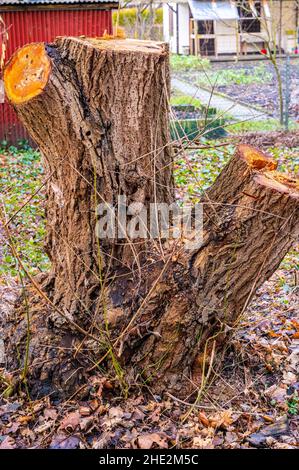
[238,1,262,33]
[197,20,214,35]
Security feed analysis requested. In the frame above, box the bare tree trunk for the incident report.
[5,38,173,325]
[271,58,284,126]
[124,146,298,396]
[3,38,299,399]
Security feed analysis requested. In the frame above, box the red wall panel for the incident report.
[0,9,113,143]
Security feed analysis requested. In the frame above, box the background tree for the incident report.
[113,1,163,40]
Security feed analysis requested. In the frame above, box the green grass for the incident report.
[227,119,299,133]
[170,90,217,116]
[170,94,202,108]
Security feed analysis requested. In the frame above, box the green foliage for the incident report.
[0,140,297,279]
[170,54,211,72]
[227,117,299,133]
[0,142,49,277]
[268,146,299,176]
[288,392,298,416]
[112,7,163,27]
[171,118,226,142]
[171,91,217,117]
[153,7,163,24]
[174,143,234,202]
[174,143,298,204]
[227,120,282,133]
[170,94,202,108]
[198,64,272,87]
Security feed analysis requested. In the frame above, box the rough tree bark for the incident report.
[3,37,299,399]
[4,39,174,323]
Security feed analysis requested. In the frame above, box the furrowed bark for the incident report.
[4,38,174,323]
[3,38,299,399]
[124,148,298,395]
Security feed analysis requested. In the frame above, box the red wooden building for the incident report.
[0,0,118,143]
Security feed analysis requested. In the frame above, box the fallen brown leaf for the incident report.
[79,406,91,417]
[198,412,210,427]
[60,411,80,432]
[209,410,234,430]
[137,432,168,449]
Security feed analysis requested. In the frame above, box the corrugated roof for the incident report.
[0,0,119,5]
[189,0,239,21]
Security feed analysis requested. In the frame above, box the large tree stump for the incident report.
[3,38,299,399]
[4,39,174,321]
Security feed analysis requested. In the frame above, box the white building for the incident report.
[162,0,299,57]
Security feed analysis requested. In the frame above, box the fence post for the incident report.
[284,53,290,131]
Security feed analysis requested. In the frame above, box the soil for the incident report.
[174,58,299,120]
[233,130,299,149]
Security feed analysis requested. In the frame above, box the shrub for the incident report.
[198,64,272,87]
[170,54,211,72]
[170,94,202,108]
[112,7,163,27]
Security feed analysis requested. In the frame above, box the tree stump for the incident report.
[3,37,299,399]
